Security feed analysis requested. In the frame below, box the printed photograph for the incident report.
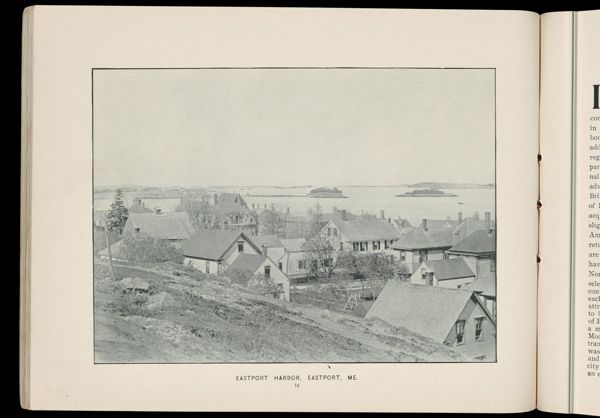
[93,68,497,363]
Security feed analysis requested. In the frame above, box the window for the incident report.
[278,262,283,270]
[327,227,331,236]
[475,317,484,341]
[333,228,338,237]
[237,241,244,252]
[490,258,496,272]
[372,241,380,250]
[298,260,305,270]
[264,265,271,278]
[384,240,390,249]
[456,320,466,345]
[134,227,141,233]
[353,242,359,251]
[339,242,344,251]
[424,272,434,286]
[419,250,428,263]
[205,261,210,274]
[399,251,406,262]
[443,252,450,260]
[360,242,367,251]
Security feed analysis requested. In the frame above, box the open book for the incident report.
[20,6,600,414]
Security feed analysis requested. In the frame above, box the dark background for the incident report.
[12,0,598,417]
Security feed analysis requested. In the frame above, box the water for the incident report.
[94,186,495,226]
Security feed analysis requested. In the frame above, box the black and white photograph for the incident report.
[92,68,497,363]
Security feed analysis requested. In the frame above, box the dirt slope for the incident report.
[94,262,464,363]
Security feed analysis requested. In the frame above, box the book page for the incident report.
[572,9,600,416]
[23,7,539,411]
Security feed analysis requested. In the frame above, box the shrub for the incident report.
[121,234,183,264]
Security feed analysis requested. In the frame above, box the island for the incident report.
[307,187,346,198]
[396,188,459,197]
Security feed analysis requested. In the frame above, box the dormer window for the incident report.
[237,241,244,252]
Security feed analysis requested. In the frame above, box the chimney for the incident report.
[380,210,385,220]
[341,210,348,221]
[485,211,491,231]
[473,211,480,221]
[261,244,268,257]
[458,212,463,223]
[154,208,162,215]
[422,219,428,231]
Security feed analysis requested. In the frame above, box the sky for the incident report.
[93,68,495,188]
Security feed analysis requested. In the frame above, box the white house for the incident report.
[464,272,496,318]
[228,253,290,301]
[409,258,477,289]
[447,229,496,278]
[317,216,401,255]
[182,229,262,275]
[278,238,309,280]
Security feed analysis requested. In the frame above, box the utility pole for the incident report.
[104,213,115,281]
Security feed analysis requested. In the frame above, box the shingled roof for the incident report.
[125,212,194,240]
[182,229,258,261]
[391,227,455,250]
[366,282,487,342]
[249,234,284,249]
[421,258,475,281]
[448,230,496,255]
[330,218,400,242]
[280,238,306,252]
[228,253,268,274]
[463,272,496,297]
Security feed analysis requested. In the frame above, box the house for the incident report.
[392,212,495,273]
[447,229,496,278]
[278,238,309,281]
[128,197,153,213]
[391,225,455,272]
[228,253,290,301]
[409,258,476,289]
[182,229,262,275]
[203,193,258,235]
[122,211,195,245]
[317,214,401,254]
[366,282,497,361]
[248,234,287,268]
[464,272,496,318]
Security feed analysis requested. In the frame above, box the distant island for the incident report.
[404,182,494,190]
[308,187,346,198]
[396,188,459,198]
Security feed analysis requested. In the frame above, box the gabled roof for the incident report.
[451,219,496,244]
[391,227,455,250]
[448,229,496,255]
[366,282,481,342]
[280,238,306,252]
[329,218,400,242]
[249,234,284,249]
[126,212,194,240]
[421,258,475,281]
[183,229,258,261]
[463,272,496,297]
[228,253,268,274]
[209,193,252,217]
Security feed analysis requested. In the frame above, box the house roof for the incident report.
[451,219,496,243]
[448,229,496,255]
[126,212,194,240]
[280,238,306,252]
[391,227,455,250]
[329,218,400,242]
[463,272,496,297]
[183,229,256,261]
[209,193,253,217]
[249,234,284,249]
[228,253,268,274]
[421,258,475,281]
[365,282,479,342]
[416,219,459,230]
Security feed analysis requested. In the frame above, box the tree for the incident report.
[301,234,339,280]
[261,206,288,236]
[307,201,324,238]
[106,189,129,234]
[337,251,369,289]
[175,196,210,228]
[366,253,398,283]
[121,234,183,264]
